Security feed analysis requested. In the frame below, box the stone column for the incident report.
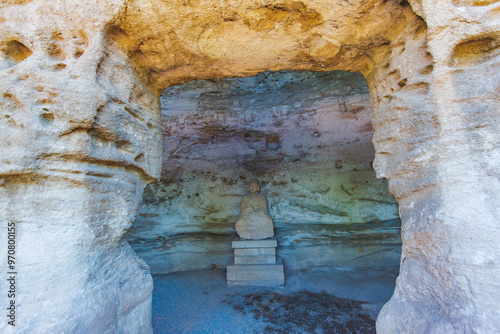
[371,1,500,332]
[0,1,161,333]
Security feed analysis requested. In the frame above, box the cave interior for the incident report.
[125,70,402,331]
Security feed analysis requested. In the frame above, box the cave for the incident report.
[1,1,499,333]
[125,70,402,331]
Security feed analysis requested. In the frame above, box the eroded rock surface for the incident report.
[126,71,401,273]
[1,0,499,333]
[110,0,415,89]
[370,1,500,333]
[0,1,160,333]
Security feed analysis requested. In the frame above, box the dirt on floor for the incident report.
[223,290,375,334]
[152,267,397,333]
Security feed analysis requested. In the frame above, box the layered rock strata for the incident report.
[0,0,498,333]
[126,70,401,274]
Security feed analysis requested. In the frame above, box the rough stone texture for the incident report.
[0,176,153,333]
[370,1,500,333]
[227,239,284,286]
[0,1,160,333]
[109,0,414,90]
[126,71,401,273]
[1,0,498,332]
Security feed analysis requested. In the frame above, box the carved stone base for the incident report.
[227,239,285,286]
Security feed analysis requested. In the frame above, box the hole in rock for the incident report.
[0,40,33,70]
[450,34,500,68]
[126,70,401,333]
[53,63,67,70]
[40,110,54,124]
[74,49,84,58]
[135,153,145,162]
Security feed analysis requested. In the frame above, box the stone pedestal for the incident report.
[227,239,285,286]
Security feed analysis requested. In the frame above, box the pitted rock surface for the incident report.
[1,0,499,333]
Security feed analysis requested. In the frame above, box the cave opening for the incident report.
[126,70,402,332]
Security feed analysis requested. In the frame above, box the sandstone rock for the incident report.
[0,1,160,333]
[370,1,500,333]
[110,0,414,89]
[126,70,400,274]
[1,0,498,332]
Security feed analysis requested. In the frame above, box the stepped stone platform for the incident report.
[227,239,285,286]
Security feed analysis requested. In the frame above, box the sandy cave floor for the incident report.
[151,266,398,333]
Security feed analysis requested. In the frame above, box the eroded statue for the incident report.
[235,179,274,240]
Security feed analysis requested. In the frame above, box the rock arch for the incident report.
[0,0,498,333]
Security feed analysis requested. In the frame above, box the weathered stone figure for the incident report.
[235,179,274,240]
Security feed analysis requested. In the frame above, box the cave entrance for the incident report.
[126,70,401,332]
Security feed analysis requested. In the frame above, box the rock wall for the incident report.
[0,1,160,333]
[369,1,500,333]
[1,0,498,332]
[126,71,401,273]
